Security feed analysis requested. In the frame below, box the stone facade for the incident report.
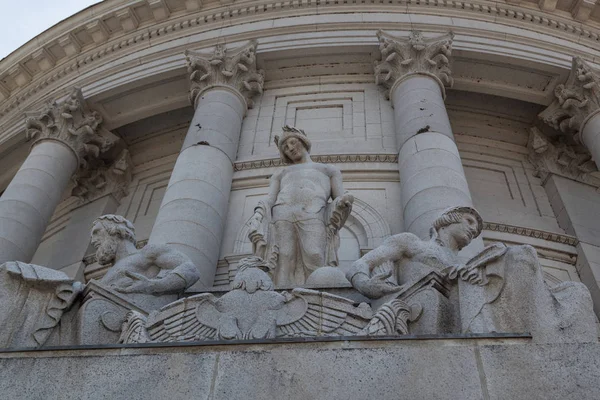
[2,0,600,397]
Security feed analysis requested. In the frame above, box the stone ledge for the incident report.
[1,337,599,400]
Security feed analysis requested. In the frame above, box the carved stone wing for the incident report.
[276,289,373,337]
[144,293,220,342]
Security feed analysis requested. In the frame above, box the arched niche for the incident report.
[232,197,391,264]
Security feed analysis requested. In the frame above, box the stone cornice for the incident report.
[539,57,600,142]
[527,127,600,187]
[2,1,600,124]
[24,88,119,170]
[233,153,398,171]
[186,41,264,109]
[374,30,454,99]
[483,222,579,246]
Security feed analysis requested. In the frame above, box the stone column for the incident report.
[48,149,132,278]
[540,57,600,169]
[148,41,263,288]
[374,31,479,246]
[539,58,600,317]
[0,88,117,264]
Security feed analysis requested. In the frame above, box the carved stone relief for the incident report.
[0,261,82,348]
[120,257,420,344]
[528,127,599,186]
[374,30,454,99]
[25,87,119,170]
[539,57,600,142]
[186,40,264,108]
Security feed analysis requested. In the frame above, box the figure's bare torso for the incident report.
[273,163,332,219]
[101,250,160,288]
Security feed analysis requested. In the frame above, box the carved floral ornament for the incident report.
[25,87,117,170]
[185,40,265,109]
[71,149,133,203]
[539,57,600,143]
[374,30,454,99]
[24,87,130,204]
[528,127,599,186]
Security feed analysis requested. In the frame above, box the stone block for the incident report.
[2,340,599,399]
[479,343,600,400]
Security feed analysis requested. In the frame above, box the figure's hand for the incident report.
[443,264,467,280]
[339,193,354,208]
[113,271,155,294]
[443,264,488,286]
[353,270,403,299]
[247,211,263,230]
[459,267,487,286]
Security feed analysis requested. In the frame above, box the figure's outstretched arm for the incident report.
[344,233,420,299]
[115,246,200,295]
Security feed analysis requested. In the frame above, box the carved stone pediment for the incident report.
[185,40,264,109]
[374,30,454,99]
[539,57,600,142]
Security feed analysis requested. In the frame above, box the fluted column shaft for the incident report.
[148,41,263,288]
[0,141,77,263]
[149,89,245,288]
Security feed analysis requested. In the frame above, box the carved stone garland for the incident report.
[374,30,454,99]
[185,40,264,108]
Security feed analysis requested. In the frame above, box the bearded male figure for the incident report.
[92,214,200,296]
[248,126,354,287]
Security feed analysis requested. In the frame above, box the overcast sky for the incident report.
[0,0,101,60]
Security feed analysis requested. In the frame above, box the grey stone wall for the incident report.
[1,337,599,400]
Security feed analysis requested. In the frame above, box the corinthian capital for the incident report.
[374,30,454,99]
[539,57,600,144]
[185,40,264,109]
[71,149,132,203]
[528,127,597,185]
[25,88,117,169]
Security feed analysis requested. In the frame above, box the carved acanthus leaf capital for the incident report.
[71,149,133,203]
[539,57,600,143]
[185,40,264,109]
[25,88,118,169]
[528,127,599,186]
[374,30,454,99]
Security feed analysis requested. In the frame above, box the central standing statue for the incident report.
[248,126,354,286]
